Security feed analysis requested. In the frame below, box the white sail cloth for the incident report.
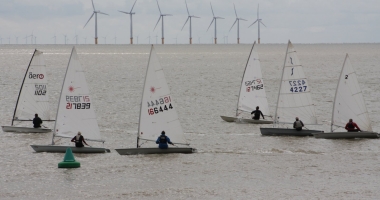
[332,54,372,131]
[138,46,188,146]
[54,47,104,142]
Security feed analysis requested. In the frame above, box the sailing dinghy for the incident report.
[31,47,110,153]
[2,49,52,133]
[260,41,323,136]
[115,45,195,155]
[220,42,272,124]
[313,54,378,139]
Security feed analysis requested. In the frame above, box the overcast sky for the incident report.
[0,0,379,44]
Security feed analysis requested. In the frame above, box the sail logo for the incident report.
[34,84,46,95]
[29,72,44,79]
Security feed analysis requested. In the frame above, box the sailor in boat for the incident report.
[155,131,174,149]
[345,119,361,132]
[33,114,43,128]
[71,132,89,147]
[293,117,304,131]
[251,106,265,120]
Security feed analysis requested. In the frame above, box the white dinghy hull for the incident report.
[260,128,323,136]
[30,145,110,153]
[115,147,196,155]
[313,131,379,139]
[2,126,51,133]
[220,116,273,124]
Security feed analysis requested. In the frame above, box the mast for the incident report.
[51,47,75,145]
[11,49,38,126]
[137,45,154,148]
[273,40,291,126]
[236,42,256,117]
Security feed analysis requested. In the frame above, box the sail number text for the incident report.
[66,95,91,109]
[147,96,173,115]
[245,79,264,92]
[289,79,308,93]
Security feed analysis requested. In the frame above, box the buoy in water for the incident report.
[58,148,80,168]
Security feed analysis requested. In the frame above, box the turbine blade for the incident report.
[192,16,200,18]
[257,4,259,18]
[185,0,190,15]
[181,17,190,31]
[206,19,215,31]
[248,19,258,28]
[118,10,130,14]
[229,19,237,31]
[156,0,162,14]
[210,3,215,17]
[83,13,95,28]
[233,3,238,18]
[260,21,267,27]
[92,0,95,10]
[240,18,248,21]
[98,11,109,15]
[130,0,138,12]
[153,16,162,31]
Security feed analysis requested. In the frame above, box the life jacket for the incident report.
[294,121,303,128]
[159,135,167,143]
[347,122,355,129]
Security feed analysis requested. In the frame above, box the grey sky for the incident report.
[0,0,379,44]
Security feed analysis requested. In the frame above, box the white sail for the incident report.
[138,46,188,146]
[13,50,50,122]
[331,54,372,131]
[274,41,317,124]
[53,47,104,142]
[237,42,270,117]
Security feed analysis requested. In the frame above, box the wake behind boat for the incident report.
[2,49,53,133]
[30,47,109,153]
[313,54,378,139]
[260,40,323,136]
[220,42,272,124]
[115,45,195,155]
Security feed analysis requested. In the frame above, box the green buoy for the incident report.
[58,148,80,168]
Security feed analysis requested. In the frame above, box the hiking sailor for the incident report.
[251,106,265,120]
[293,117,304,131]
[345,119,361,132]
[33,114,43,128]
[71,131,89,147]
[156,131,174,149]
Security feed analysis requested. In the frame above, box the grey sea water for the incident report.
[1,44,380,199]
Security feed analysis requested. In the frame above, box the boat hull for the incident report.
[313,131,379,139]
[220,116,273,124]
[115,147,196,155]
[2,126,51,133]
[30,145,110,153]
[260,128,323,136]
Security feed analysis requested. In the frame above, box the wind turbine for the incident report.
[118,0,137,44]
[29,31,34,44]
[248,4,266,44]
[207,3,224,44]
[15,36,19,44]
[153,0,172,44]
[229,4,247,44]
[146,34,151,44]
[181,0,199,44]
[24,36,28,44]
[63,34,67,44]
[113,35,117,44]
[83,0,109,44]
[8,37,11,44]
[84,37,87,44]
[102,36,107,44]
[51,34,56,44]
[73,32,78,44]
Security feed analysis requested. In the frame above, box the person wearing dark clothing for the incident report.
[251,106,265,120]
[155,131,174,149]
[345,119,361,132]
[71,132,89,147]
[33,114,43,128]
[293,117,304,131]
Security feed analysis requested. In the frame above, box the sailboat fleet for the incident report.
[2,42,378,156]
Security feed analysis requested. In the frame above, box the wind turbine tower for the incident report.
[153,0,172,44]
[207,3,224,44]
[52,34,56,44]
[181,0,200,44]
[119,0,137,44]
[248,4,266,44]
[84,0,109,44]
[229,4,247,44]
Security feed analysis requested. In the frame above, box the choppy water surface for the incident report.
[1,44,380,199]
